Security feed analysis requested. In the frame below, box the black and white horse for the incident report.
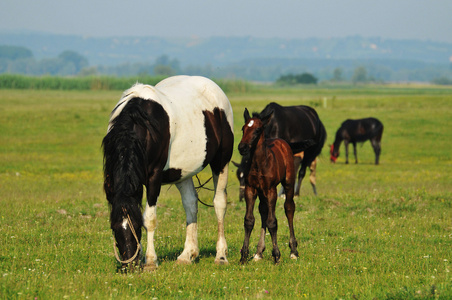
[330,117,384,164]
[102,76,234,271]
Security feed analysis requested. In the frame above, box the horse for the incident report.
[102,75,234,271]
[330,117,384,165]
[257,102,326,196]
[237,108,311,264]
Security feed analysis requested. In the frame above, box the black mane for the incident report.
[102,98,152,228]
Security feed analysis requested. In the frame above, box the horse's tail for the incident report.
[289,139,316,154]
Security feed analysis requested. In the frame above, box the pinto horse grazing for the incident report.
[330,117,384,164]
[102,76,234,271]
[238,108,310,264]
[257,103,326,196]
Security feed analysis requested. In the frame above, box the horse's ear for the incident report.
[243,108,251,122]
[231,161,240,168]
[260,109,273,125]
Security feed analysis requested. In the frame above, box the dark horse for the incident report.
[330,117,384,164]
[102,76,234,271]
[237,108,310,264]
[257,102,326,196]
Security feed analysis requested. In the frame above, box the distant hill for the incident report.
[1,31,451,82]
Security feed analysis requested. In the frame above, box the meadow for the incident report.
[0,82,451,299]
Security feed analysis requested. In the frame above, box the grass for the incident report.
[0,84,451,299]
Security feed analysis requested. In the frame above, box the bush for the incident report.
[276,73,318,85]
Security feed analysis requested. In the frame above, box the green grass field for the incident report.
[1,84,451,299]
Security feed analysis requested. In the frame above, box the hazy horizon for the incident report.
[1,0,452,43]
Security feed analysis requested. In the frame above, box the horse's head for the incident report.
[330,144,339,163]
[110,203,143,271]
[232,161,245,201]
[238,108,273,156]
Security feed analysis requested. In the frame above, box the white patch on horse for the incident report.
[122,218,128,230]
[247,120,254,127]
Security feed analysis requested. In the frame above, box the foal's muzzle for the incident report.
[238,143,249,156]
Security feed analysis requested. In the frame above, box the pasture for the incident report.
[0,84,451,299]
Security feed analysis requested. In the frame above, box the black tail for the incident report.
[289,139,316,154]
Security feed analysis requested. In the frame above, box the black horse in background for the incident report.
[255,102,327,196]
[330,117,384,165]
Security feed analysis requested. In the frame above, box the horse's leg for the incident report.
[266,188,281,264]
[254,197,268,261]
[353,142,358,164]
[211,165,229,265]
[240,187,257,264]
[344,140,350,164]
[282,181,298,260]
[143,202,158,270]
[309,159,317,196]
[293,156,302,197]
[175,178,199,264]
[371,138,381,165]
[143,176,162,271]
[295,164,307,197]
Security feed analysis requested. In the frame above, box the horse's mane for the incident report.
[102,98,154,228]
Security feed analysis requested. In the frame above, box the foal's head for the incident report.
[238,108,273,156]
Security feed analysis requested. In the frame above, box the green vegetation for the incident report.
[276,73,318,85]
[0,74,251,94]
[0,83,451,299]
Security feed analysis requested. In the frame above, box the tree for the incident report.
[58,51,89,73]
[332,68,343,82]
[352,66,368,84]
[276,72,317,85]
[0,46,33,60]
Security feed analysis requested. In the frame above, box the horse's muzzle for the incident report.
[238,143,249,156]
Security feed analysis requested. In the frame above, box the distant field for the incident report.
[0,84,451,299]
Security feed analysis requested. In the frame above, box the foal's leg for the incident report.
[240,187,257,264]
[211,165,229,265]
[282,181,299,260]
[254,198,268,261]
[175,178,199,264]
[266,188,281,263]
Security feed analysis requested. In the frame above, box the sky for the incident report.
[1,0,452,43]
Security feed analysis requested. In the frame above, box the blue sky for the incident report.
[1,0,452,43]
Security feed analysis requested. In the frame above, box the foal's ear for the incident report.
[243,108,251,122]
[260,109,273,125]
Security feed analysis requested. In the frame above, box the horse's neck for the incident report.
[333,131,344,148]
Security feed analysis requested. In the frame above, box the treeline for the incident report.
[2,45,452,84]
[0,74,252,93]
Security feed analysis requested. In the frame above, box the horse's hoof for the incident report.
[176,258,192,265]
[290,253,298,260]
[143,264,158,272]
[214,257,229,265]
[253,254,263,261]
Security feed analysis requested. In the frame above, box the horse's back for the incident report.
[156,75,233,124]
[110,76,233,183]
